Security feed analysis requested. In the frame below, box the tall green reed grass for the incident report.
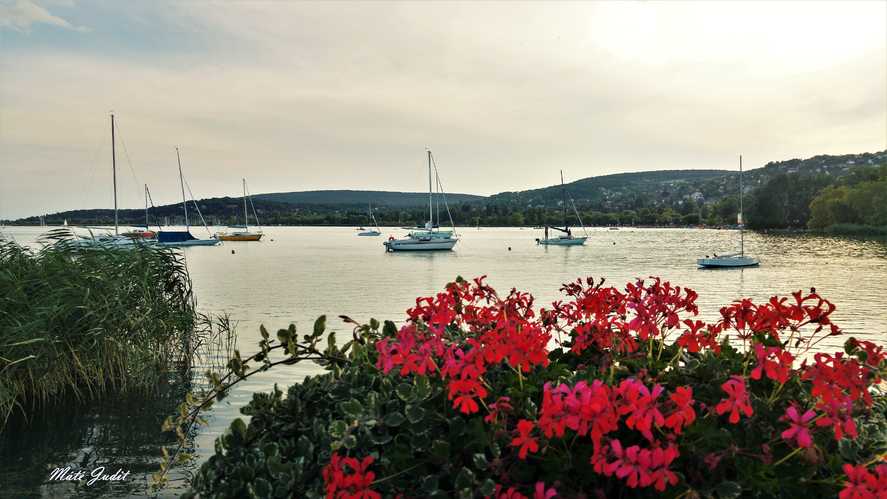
[0,229,214,430]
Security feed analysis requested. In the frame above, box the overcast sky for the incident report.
[1,0,885,219]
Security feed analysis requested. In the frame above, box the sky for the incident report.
[1,0,885,219]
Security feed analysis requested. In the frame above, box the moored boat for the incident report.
[698,155,759,268]
[357,203,381,236]
[536,171,588,246]
[384,149,458,252]
[216,178,264,241]
[157,148,220,247]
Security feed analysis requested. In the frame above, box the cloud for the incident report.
[0,1,884,219]
[0,0,89,33]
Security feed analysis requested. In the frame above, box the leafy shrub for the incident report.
[186,277,886,498]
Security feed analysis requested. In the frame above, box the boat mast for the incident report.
[111,113,118,235]
[144,184,149,228]
[739,155,744,257]
[427,149,433,229]
[243,178,248,230]
[560,170,567,230]
[176,147,189,229]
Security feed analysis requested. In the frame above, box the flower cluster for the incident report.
[513,378,694,491]
[322,453,380,499]
[839,463,887,499]
[800,345,885,441]
[543,277,700,357]
[376,277,551,414]
[365,276,886,496]
[489,481,558,499]
[716,290,840,345]
[750,343,794,384]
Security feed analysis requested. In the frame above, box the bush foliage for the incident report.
[186,277,886,498]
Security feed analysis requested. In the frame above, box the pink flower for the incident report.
[534,481,557,499]
[715,376,753,424]
[780,405,816,448]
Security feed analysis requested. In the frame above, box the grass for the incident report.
[0,229,204,430]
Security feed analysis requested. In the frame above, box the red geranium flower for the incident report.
[511,419,540,459]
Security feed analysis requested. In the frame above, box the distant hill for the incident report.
[489,151,887,211]
[10,150,885,227]
[254,190,484,207]
[489,170,730,209]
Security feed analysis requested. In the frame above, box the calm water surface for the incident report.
[2,226,886,497]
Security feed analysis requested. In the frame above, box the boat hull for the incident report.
[218,233,263,241]
[697,256,759,268]
[537,236,587,246]
[384,238,458,251]
[358,231,381,237]
[157,238,220,247]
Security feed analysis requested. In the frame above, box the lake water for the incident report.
[2,225,886,497]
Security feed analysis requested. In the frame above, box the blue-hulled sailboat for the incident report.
[156,148,220,247]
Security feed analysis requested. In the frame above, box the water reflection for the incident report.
[2,226,886,497]
[0,373,196,498]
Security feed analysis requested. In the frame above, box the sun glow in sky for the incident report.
[0,0,885,219]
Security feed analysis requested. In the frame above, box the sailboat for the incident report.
[156,148,220,247]
[357,203,381,236]
[697,155,759,268]
[216,179,264,241]
[383,149,458,252]
[121,184,157,240]
[536,171,588,246]
[75,114,139,247]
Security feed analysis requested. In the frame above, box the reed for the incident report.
[0,229,200,430]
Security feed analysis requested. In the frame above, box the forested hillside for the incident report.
[9,150,886,231]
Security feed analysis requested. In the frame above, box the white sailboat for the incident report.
[697,155,759,268]
[75,114,138,247]
[156,148,220,247]
[536,171,588,246]
[383,149,458,252]
[357,203,381,236]
[216,178,264,241]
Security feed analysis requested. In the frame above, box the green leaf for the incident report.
[230,418,247,440]
[420,475,440,494]
[838,439,859,461]
[413,376,431,400]
[479,479,496,496]
[329,420,347,439]
[341,399,364,419]
[396,383,413,402]
[715,481,743,498]
[384,412,406,427]
[252,477,272,498]
[431,439,450,460]
[276,328,291,344]
[314,315,327,337]
[454,467,475,491]
[370,431,392,445]
[405,404,426,424]
[383,320,397,336]
[472,453,488,470]
[342,434,357,449]
[296,435,313,457]
[369,318,380,330]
